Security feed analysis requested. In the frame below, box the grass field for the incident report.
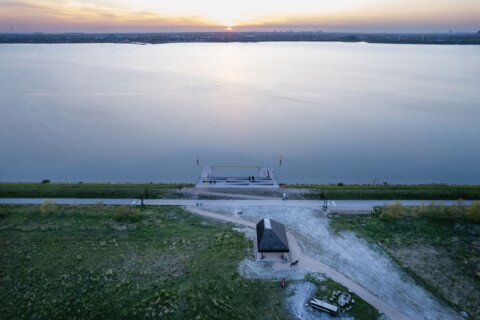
[2,183,480,200]
[296,185,480,200]
[329,209,480,319]
[0,183,192,199]
[0,204,290,319]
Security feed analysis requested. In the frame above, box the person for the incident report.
[281,278,286,288]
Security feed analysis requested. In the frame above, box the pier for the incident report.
[195,165,279,188]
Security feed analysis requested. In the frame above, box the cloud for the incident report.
[0,0,209,29]
[1,0,478,32]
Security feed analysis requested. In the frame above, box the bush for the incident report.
[41,179,51,184]
[380,201,404,220]
[416,200,466,220]
[0,206,7,219]
[94,200,104,213]
[379,199,479,224]
[113,206,141,222]
[418,201,441,219]
[450,198,466,220]
[337,182,344,187]
[40,199,58,214]
[466,201,480,223]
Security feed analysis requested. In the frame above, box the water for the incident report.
[1,42,479,184]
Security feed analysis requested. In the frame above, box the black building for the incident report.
[256,218,289,255]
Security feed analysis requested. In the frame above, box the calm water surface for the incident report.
[1,42,479,184]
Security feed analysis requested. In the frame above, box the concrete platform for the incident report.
[195,165,279,188]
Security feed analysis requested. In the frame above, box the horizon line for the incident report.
[3,30,479,35]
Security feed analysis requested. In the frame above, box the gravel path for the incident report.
[286,282,329,320]
[187,206,407,320]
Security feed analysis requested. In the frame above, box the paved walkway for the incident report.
[0,198,473,207]
[187,206,407,320]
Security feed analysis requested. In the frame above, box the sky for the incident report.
[1,0,479,33]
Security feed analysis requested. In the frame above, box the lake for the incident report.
[0,42,479,184]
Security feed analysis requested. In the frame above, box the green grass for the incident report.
[3,183,480,200]
[296,185,480,200]
[198,194,230,200]
[292,184,480,189]
[306,275,380,320]
[0,204,289,320]
[329,209,474,247]
[0,183,192,199]
[329,210,480,319]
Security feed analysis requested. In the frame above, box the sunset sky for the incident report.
[1,0,479,33]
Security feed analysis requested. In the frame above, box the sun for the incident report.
[224,21,234,31]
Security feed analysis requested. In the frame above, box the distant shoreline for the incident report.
[1,31,480,45]
[1,182,480,187]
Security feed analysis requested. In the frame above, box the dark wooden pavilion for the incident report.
[256,218,289,259]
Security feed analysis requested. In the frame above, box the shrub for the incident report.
[450,198,467,220]
[418,202,434,218]
[380,201,404,220]
[337,182,344,187]
[381,199,478,223]
[436,203,449,219]
[113,206,140,222]
[466,201,480,223]
[0,206,7,219]
[40,199,58,214]
[417,201,452,219]
[41,179,51,184]
[94,200,104,213]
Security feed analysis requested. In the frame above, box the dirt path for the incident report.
[187,206,407,320]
